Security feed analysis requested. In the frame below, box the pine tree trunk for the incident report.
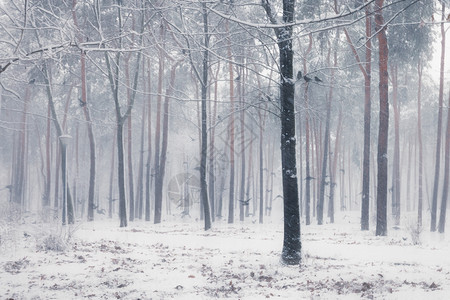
[227,20,235,224]
[238,71,246,222]
[44,103,51,209]
[108,133,116,218]
[72,0,96,223]
[431,3,446,232]
[208,62,220,222]
[200,2,212,230]
[136,101,146,219]
[417,60,424,227]
[375,0,389,236]
[438,89,450,233]
[153,30,164,224]
[258,108,265,224]
[391,65,401,226]
[318,95,330,225]
[145,60,152,222]
[305,92,311,225]
[117,122,127,227]
[361,2,372,230]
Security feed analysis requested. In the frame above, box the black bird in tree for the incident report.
[314,76,322,82]
[296,71,302,80]
[28,78,35,84]
[303,75,312,82]
[239,198,251,206]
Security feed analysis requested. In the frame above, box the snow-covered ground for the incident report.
[1,211,449,299]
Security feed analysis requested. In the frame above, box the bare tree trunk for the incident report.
[245,131,253,218]
[116,122,127,227]
[329,102,342,222]
[391,64,401,226]
[145,60,152,222]
[12,86,30,206]
[302,34,313,225]
[227,20,235,224]
[262,0,301,264]
[208,62,220,222]
[406,136,412,212]
[125,59,135,222]
[104,1,143,227]
[375,0,389,236]
[153,26,165,224]
[238,69,246,222]
[43,63,75,224]
[108,132,116,218]
[155,60,179,224]
[431,2,446,232]
[72,0,96,222]
[44,103,51,208]
[136,100,146,219]
[361,2,372,230]
[200,2,212,230]
[437,89,450,233]
[417,60,424,227]
[318,94,330,225]
[258,106,265,224]
[305,87,311,225]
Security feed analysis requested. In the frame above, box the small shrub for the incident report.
[406,221,423,245]
[37,233,67,252]
[3,257,30,274]
[35,223,79,252]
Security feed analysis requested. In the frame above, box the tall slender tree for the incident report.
[262,0,301,265]
[438,89,450,233]
[375,0,389,236]
[431,2,446,232]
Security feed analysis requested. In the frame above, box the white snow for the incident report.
[1,212,449,299]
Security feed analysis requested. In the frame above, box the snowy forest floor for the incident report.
[1,209,450,299]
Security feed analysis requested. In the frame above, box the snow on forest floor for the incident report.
[1,211,450,299]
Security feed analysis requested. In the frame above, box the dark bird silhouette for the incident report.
[314,76,322,82]
[305,176,315,181]
[303,75,312,82]
[234,74,241,81]
[296,71,302,80]
[239,198,251,206]
[28,78,35,84]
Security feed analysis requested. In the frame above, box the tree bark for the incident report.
[263,0,301,264]
[153,25,165,224]
[431,2,446,232]
[72,0,96,222]
[108,132,116,218]
[145,60,153,222]
[391,64,401,226]
[438,89,450,233]
[417,60,424,227]
[200,2,212,230]
[136,99,146,219]
[375,0,389,236]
